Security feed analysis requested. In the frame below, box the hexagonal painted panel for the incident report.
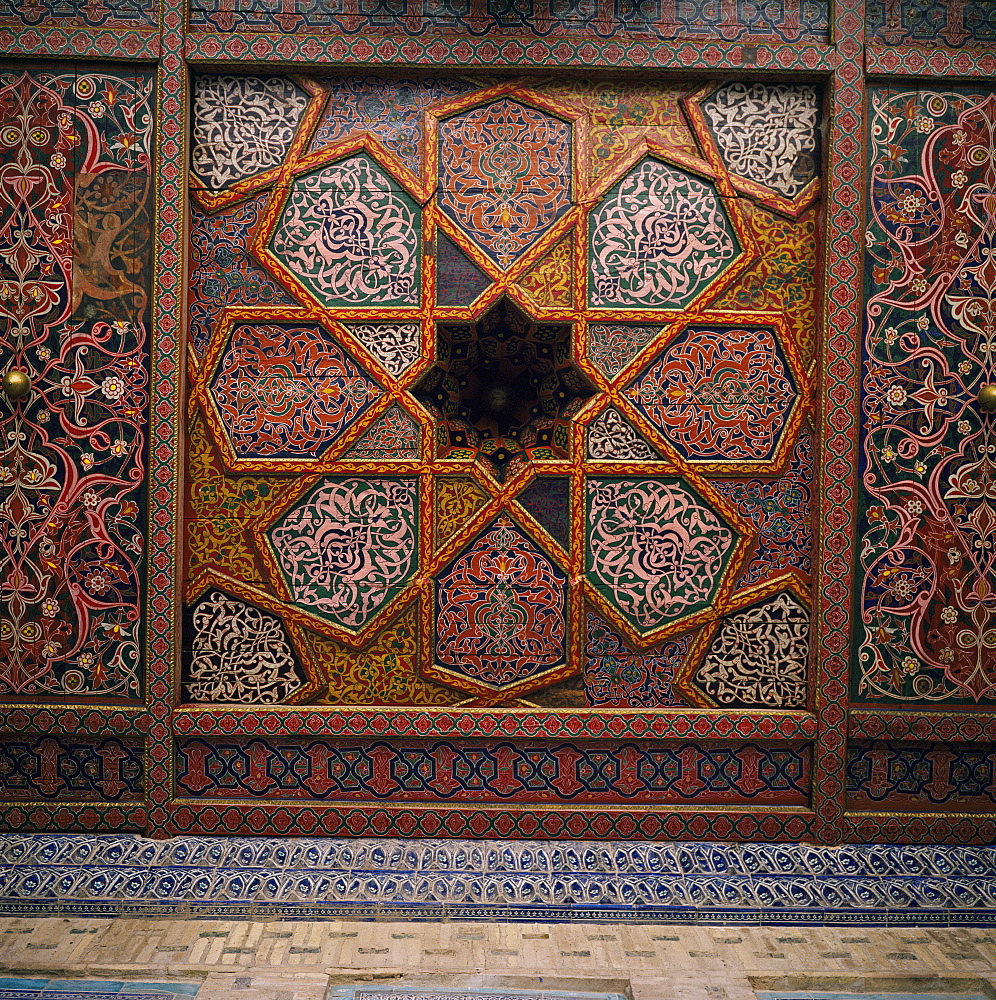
[586,478,737,633]
[270,154,420,307]
[269,478,418,631]
[210,322,381,460]
[623,325,798,463]
[434,515,567,691]
[588,158,739,308]
[439,99,572,270]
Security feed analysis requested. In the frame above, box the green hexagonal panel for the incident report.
[588,157,739,309]
[585,476,739,635]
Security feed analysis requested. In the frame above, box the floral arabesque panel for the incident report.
[0,66,154,701]
[184,74,820,713]
[856,86,996,709]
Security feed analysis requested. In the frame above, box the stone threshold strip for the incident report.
[0,836,994,925]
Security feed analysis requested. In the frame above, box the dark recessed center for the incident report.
[413,298,595,477]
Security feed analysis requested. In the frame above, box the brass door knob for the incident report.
[979,383,996,412]
[2,370,30,400]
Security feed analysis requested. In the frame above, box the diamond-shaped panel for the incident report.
[439,99,572,270]
[589,157,739,308]
[268,477,418,632]
[586,477,738,635]
[624,324,799,464]
[210,322,381,460]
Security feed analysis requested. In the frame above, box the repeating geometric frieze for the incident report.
[433,516,567,693]
[624,325,800,465]
[209,322,381,461]
[268,478,418,633]
[438,98,572,270]
[192,76,310,193]
[270,154,421,308]
[700,83,820,201]
[692,591,809,709]
[588,158,739,309]
[586,478,739,634]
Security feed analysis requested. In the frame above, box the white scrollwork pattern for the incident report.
[695,591,809,708]
[187,591,304,704]
[192,76,310,192]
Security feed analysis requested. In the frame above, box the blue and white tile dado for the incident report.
[0,836,994,925]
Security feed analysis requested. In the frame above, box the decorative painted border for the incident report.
[171,708,818,740]
[0,805,147,833]
[850,712,996,742]
[866,44,996,78]
[809,0,867,845]
[144,0,186,839]
[844,813,996,846]
[1,834,995,922]
[183,32,841,71]
[0,26,160,59]
[0,708,148,739]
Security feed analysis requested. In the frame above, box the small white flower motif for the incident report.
[100,376,124,400]
[883,326,898,345]
[959,361,973,375]
[953,129,967,146]
[865,230,877,247]
[916,315,929,331]
[110,438,127,457]
[111,320,131,335]
[892,578,914,601]
[913,460,926,476]
[955,230,969,248]
[41,641,60,658]
[910,277,928,295]
[898,192,926,217]
[941,606,958,624]
[958,420,971,433]
[78,652,95,669]
[967,299,984,317]
[881,445,896,463]
[41,598,59,618]
[915,117,933,133]
[901,655,919,675]
[81,453,94,471]
[905,498,923,515]
[952,170,968,188]
[36,346,50,361]
[51,152,66,170]
[88,100,106,117]
[947,547,961,564]
[81,489,100,508]
[939,647,954,664]
[886,385,907,407]
[37,409,49,423]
